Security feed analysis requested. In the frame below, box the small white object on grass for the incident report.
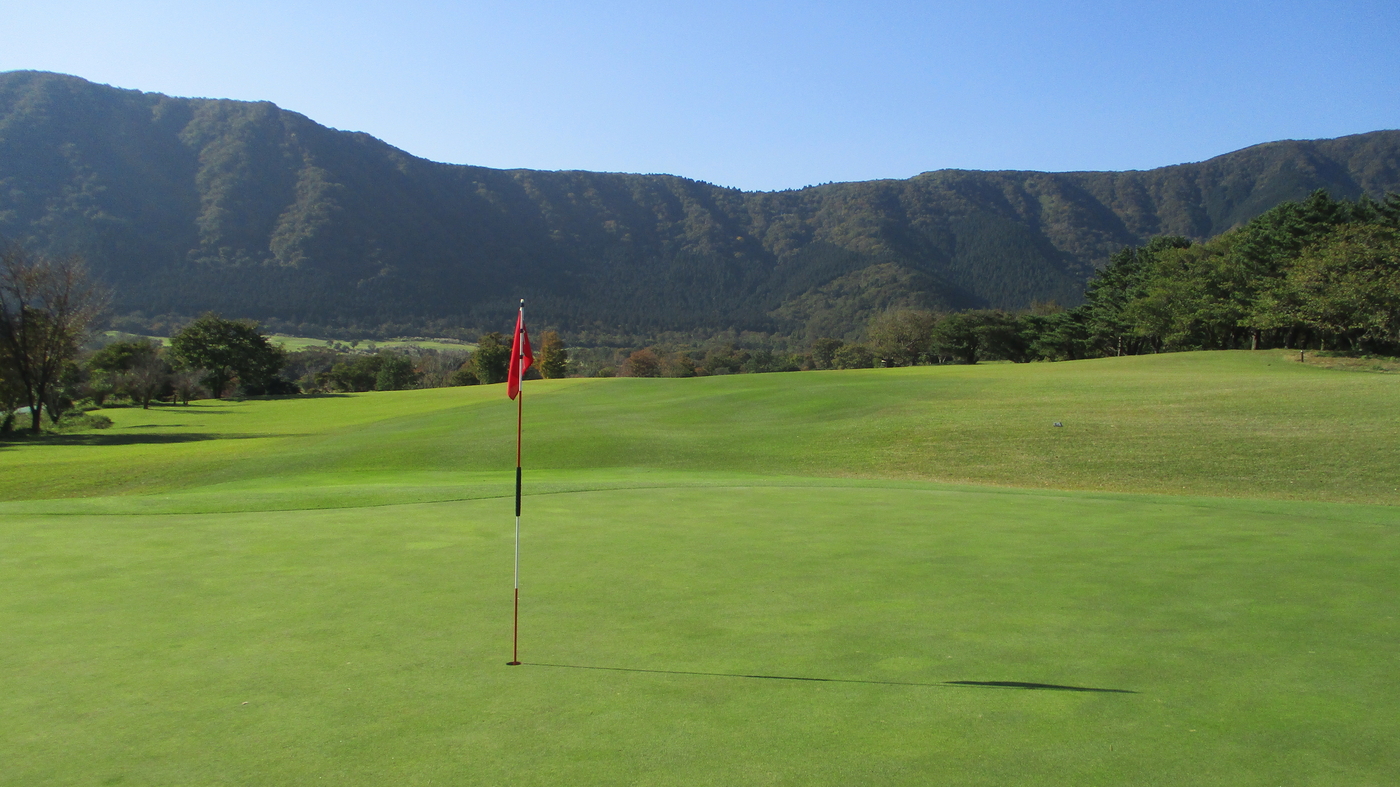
[1052,421,1063,427]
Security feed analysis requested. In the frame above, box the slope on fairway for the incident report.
[1,350,1397,505]
[3,480,1398,786]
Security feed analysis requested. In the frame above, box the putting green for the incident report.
[3,478,1397,785]
[2,351,1397,784]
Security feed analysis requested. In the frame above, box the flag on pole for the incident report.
[508,307,533,400]
[508,299,530,665]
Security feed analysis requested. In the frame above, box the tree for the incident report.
[810,338,843,370]
[328,354,386,392]
[976,310,1034,362]
[1083,237,1192,356]
[537,331,569,378]
[0,241,109,432]
[374,354,419,390]
[662,351,698,378]
[701,344,747,375]
[170,369,207,405]
[1282,224,1400,351]
[831,343,875,369]
[90,338,157,372]
[168,314,287,397]
[89,338,165,406]
[867,310,936,367]
[409,349,469,389]
[623,348,662,377]
[931,311,996,364]
[471,332,510,384]
[43,360,87,426]
[117,353,171,409]
[0,343,24,433]
[449,362,480,386]
[1021,309,1090,361]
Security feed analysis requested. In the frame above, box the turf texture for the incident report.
[1,351,1397,784]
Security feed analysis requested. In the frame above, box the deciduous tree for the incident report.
[623,348,662,378]
[831,343,874,369]
[117,353,171,409]
[867,310,936,367]
[168,314,287,397]
[0,241,109,432]
[1284,224,1400,350]
[537,331,569,378]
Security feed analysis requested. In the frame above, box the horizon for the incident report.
[2,2,1397,192]
[7,67,1397,193]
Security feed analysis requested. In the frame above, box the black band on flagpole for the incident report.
[515,466,522,517]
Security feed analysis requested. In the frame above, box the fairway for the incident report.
[3,352,1398,784]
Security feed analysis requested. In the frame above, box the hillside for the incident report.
[2,70,1398,338]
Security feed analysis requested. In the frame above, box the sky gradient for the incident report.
[3,1,1398,191]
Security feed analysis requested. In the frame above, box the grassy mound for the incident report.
[2,350,1397,504]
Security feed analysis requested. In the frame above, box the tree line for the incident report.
[505,190,1400,378]
[1,238,574,434]
[794,190,1400,368]
[283,330,568,392]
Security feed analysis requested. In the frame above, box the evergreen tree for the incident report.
[471,333,510,384]
[1084,237,1191,355]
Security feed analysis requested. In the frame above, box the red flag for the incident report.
[508,305,532,400]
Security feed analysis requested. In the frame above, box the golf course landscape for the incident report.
[3,350,1398,785]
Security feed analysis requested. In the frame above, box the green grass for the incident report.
[4,350,1397,505]
[2,351,1398,784]
[99,330,475,352]
[267,334,475,352]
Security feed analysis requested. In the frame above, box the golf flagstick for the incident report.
[507,299,532,666]
[510,388,521,665]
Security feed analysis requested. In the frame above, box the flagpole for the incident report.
[510,388,521,665]
[509,299,524,666]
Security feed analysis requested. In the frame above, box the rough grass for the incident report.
[2,351,1398,785]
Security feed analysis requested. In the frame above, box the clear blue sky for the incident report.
[3,0,1397,191]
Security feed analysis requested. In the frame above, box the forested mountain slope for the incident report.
[2,70,1397,338]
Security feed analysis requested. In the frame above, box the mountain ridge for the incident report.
[2,70,1397,339]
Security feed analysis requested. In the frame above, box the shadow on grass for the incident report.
[96,403,241,413]
[0,432,294,448]
[523,663,1135,693]
[945,680,1136,693]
